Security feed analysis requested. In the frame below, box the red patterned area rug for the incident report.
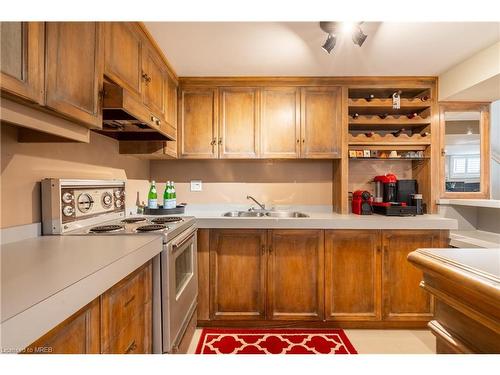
[195,328,358,354]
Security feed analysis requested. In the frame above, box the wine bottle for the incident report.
[420,95,429,102]
[407,112,418,119]
[392,128,406,137]
[364,131,375,137]
[378,113,389,119]
[167,181,173,209]
[420,132,430,137]
[365,94,375,102]
[148,181,158,209]
[351,113,359,119]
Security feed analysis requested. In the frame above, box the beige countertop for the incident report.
[0,235,163,352]
[179,205,458,230]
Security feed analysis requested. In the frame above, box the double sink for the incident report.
[222,210,309,218]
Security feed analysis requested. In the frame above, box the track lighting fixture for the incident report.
[321,34,336,54]
[319,21,368,54]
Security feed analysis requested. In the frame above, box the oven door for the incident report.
[161,226,198,352]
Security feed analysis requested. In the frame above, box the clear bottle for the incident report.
[171,182,177,208]
[148,181,158,209]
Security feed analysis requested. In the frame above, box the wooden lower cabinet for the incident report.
[209,229,267,320]
[267,230,324,320]
[24,261,152,354]
[200,228,449,328]
[24,298,100,354]
[101,261,152,353]
[325,230,381,321]
[382,230,447,321]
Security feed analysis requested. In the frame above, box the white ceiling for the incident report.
[145,22,500,76]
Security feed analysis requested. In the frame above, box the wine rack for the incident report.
[348,133,431,146]
[348,87,433,148]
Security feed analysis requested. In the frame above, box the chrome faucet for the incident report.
[247,195,266,210]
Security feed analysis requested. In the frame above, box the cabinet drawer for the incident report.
[103,303,152,354]
[101,262,152,347]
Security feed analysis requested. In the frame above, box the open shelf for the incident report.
[348,88,431,100]
[348,133,431,146]
[349,115,430,126]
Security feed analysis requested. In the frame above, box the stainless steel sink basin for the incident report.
[222,210,309,218]
[222,211,266,217]
[265,211,309,218]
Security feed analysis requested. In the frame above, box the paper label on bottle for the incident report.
[148,199,158,209]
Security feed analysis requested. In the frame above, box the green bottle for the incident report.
[148,180,158,209]
[171,182,177,208]
[163,182,169,208]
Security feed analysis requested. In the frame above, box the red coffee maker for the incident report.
[373,173,398,203]
[352,190,373,215]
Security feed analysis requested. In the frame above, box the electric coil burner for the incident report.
[151,217,183,224]
[121,217,147,224]
[136,224,167,232]
[89,224,124,233]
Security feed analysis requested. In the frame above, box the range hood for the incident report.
[95,82,176,141]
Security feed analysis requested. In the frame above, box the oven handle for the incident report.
[171,226,197,250]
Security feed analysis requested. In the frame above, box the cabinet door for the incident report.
[101,261,152,353]
[142,44,165,120]
[104,22,142,98]
[267,229,324,320]
[179,87,218,158]
[325,230,381,321]
[209,229,267,320]
[382,230,444,321]
[24,298,100,354]
[45,22,103,128]
[0,22,44,104]
[260,87,300,158]
[219,87,259,158]
[300,87,341,158]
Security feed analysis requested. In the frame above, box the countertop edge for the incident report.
[407,249,500,301]
[0,236,162,353]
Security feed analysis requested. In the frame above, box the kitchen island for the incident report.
[408,248,500,353]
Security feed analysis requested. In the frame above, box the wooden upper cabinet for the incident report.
[45,22,103,128]
[24,299,100,354]
[267,229,324,321]
[142,43,165,119]
[219,87,259,158]
[0,22,44,104]
[104,22,142,98]
[382,230,446,321]
[325,230,382,321]
[165,73,178,129]
[260,87,300,158]
[300,87,341,158]
[179,87,218,158]
[209,229,267,320]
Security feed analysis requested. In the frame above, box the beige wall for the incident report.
[1,125,150,228]
[349,160,413,193]
[150,160,334,207]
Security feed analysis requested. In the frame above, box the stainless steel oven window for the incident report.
[174,241,194,298]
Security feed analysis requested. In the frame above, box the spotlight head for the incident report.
[352,27,367,46]
[321,34,336,54]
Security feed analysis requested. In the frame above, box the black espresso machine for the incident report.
[371,174,424,216]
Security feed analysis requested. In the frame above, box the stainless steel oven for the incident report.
[153,225,198,353]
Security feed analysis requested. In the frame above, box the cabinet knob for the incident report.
[210,139,216,146]
[296,139,299,144]
[218,138,222,145]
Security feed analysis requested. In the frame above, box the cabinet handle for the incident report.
[261,244,266,255]
[142,71,149,84]
[296,139,300,144]
[268,246,273,254]
[156,119,161,126]
[125,340,137,354]
[218,137,222,146]
[302,139,305,143]
[210,139,216,146]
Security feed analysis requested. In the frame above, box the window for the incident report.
[449,155,480,179]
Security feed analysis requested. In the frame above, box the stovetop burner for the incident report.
[121,217,147,224]
[151,217,183,224]
[136,224,167,232]
[89,224,125,233]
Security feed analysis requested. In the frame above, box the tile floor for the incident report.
[186,328,436,354]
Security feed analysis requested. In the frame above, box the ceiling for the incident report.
[145,22,500,77]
